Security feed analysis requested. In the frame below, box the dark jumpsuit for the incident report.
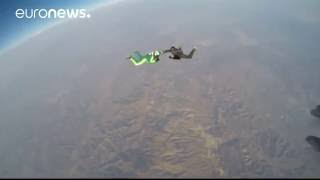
[164,46,197,60]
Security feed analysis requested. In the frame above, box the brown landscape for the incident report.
[0,0,320,178]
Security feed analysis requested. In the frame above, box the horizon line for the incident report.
[0,0,127,56]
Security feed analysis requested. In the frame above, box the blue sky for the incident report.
[0,0,108,51]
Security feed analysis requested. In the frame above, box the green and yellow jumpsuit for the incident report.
[129,50,163,66]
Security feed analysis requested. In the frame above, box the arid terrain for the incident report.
[0,0,320,178]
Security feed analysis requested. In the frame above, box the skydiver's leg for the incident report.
[130,57,139,65]
[130,57,146,66]
[179,47,197,59]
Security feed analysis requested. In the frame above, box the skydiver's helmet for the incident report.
[154,51,161,56]
[154,51,161,61]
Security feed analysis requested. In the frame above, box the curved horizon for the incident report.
[0,0,126,55]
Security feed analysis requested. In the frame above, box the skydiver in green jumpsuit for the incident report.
[127,50,165,66]
[127,46,197,66]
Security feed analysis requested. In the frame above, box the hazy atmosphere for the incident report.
[0,0,320,178]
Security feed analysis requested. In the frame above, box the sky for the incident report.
[0,0,109,51]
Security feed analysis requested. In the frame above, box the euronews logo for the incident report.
[15,8,91,19]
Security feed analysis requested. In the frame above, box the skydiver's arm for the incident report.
[162,49,172,54]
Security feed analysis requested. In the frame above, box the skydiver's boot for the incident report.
[311,105,320,119]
